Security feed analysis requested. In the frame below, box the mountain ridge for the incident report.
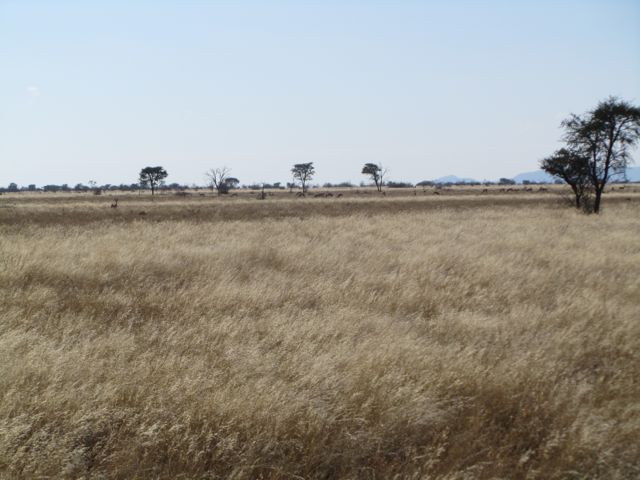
[426,166,640,184]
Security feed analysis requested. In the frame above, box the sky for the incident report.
[1,0,639,187]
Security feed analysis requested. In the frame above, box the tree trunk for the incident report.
[593,187,602,213]
[569,185,580,209]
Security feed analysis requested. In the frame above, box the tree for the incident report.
[139,166,168,196]
[291,163,315,194]
[225,177,240,190]
[540,148,591,209]
[205,167,238,195]
[499,178,515,185]
[8,183,18,192]
[361,163,387,192]
[562,97,640,213]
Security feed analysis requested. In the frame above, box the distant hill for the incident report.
[511,166,640,184]
[511,170,556,184]
[433,175,479,184]
[423,167,640,186]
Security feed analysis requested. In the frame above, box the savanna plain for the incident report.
[1,188,639,479]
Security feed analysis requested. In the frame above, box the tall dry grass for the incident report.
[1,195,639,478]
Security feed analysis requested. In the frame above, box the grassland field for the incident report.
[1,186,639,479]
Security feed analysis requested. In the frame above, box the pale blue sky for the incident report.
[1,0,639,186]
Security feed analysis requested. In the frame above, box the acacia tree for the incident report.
[139,166,168,196]
[562,97,640,213]
[225,177,240,190]
[291,163,315,194]
[361,163,387,192]
[540,148,591,210]
[205,167,236,195]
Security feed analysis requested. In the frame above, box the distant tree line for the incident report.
[5,97,638,206]
[2,170,629,195]
[9,160,558,195]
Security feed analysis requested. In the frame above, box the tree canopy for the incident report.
[205,167,238,194]
[291,163,315,194]
[540,148,590,209]
[361,163,386,192]
[561,97,640,212]
[139,166,168,196]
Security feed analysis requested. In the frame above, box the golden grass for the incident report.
[1,193,639,478]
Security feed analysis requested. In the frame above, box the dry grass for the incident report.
[1,193,639,478]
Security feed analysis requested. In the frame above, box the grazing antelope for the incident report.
[110,199,118,208]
